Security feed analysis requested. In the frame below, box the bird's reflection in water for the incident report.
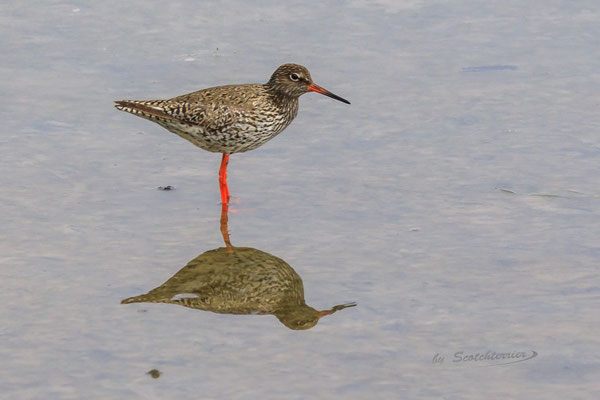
[122,203,356,330]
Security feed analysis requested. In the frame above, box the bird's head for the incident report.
[267,63,350,104]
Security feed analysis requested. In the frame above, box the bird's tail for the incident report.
[114,100,176,121]
[120,293,171,304]
[121,292,200,306]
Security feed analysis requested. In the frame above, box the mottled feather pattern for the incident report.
[120,247,305,315]
[121,244,355,329]
[112,63,352,155]
[115,78,300,153]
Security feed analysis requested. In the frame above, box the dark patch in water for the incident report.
[158,185,175,191]
[147,369,161,379]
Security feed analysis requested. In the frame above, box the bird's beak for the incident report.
[315,302,357,318]
[307,83,350,104]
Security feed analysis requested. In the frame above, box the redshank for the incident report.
[115,64,350,204]
[121,246,357,329]
[121,203,356,330]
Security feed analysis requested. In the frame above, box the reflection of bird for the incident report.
[122,246,355,330]
[115,64,350,204]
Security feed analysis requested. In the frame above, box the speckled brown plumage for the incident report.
[115,64,350,154]
[121,246,356,330]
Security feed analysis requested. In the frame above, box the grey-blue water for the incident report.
[2,1,599,398]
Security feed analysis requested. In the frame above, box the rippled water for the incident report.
[2,1,600,398]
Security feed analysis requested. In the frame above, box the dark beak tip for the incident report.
[329,93,351,105]
[334,94,350,105]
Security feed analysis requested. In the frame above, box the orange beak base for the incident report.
[307,83,350,104]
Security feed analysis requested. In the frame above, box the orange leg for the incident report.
[218,153,230,204]
[219,201,233,252]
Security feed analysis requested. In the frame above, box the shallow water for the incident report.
[2,1,600,398]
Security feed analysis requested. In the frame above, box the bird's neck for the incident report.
[265,84,298,106]
[264,84,299,118]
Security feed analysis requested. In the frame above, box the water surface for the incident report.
[2,1,600,398]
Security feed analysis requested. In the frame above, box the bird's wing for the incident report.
[162,102,239,129]
[117,84,262,129]
[115,99,239,129]
[163,84,262,128]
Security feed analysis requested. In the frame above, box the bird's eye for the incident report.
[289,73,300,81]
